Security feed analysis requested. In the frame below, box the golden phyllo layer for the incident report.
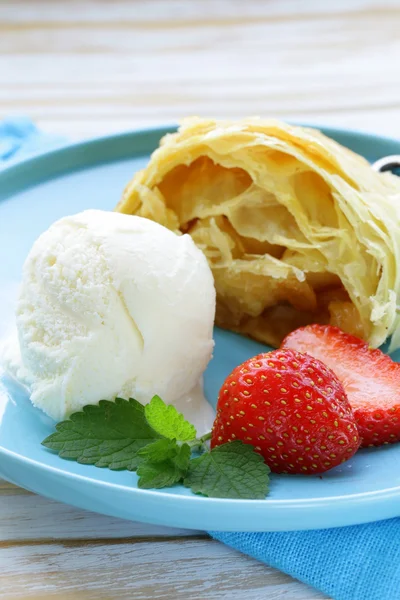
[116,117,400,349]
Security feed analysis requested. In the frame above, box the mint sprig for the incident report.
[42,396,270,499]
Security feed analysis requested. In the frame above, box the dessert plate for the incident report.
[1,125,400,532]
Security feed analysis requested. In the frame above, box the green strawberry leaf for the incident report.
[184,441,270,499]
[42,398,162,470]
[145,395,196,441]
[137,443,191,489]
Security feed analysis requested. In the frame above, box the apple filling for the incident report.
[152,155,365,347]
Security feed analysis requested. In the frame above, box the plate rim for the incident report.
[2,440,400,505]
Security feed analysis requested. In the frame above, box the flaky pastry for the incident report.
[116,118,400,349]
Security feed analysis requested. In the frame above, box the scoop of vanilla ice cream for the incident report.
[4,210,216,423]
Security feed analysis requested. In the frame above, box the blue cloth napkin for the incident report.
[2,117,398,600]
[212,523,400,600]
[0,117,66,167]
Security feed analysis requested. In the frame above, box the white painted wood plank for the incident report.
[0,480,200,540]
[0,538,329,600]
[0,479,330,598]
[1,0,399,138]
[1,0,399,23]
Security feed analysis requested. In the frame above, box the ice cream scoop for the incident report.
[3,210,216,432]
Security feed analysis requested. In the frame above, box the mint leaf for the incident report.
[145,395,196,441]
[174,443,192,471]
[42,398,161,470]
[184,441,270,499]
[137,443,191,489]
[137,438,178,463]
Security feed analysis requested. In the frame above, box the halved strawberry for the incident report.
[282,325,400,447]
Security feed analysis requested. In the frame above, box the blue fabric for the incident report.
[0,117,66,167]
[211,522,400,600]
[1,117,398,600]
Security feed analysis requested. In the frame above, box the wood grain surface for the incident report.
[1,0,399,598]
[1,0,400,140]
[0,479,328,600]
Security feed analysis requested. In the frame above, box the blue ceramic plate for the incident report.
[1,125,400,532]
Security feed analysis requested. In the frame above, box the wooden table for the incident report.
[1,1,400,598]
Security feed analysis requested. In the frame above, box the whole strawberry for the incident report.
[211,349,360,474]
